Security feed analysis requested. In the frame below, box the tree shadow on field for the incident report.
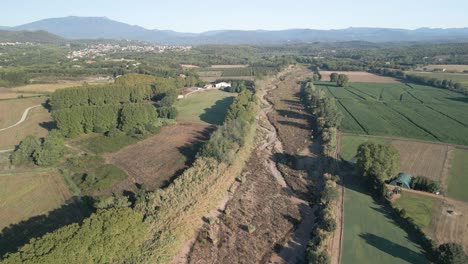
[359,233,426,263]
[448,97,468,104]
[39,121,56,131]
[0,196,94,258]
[200,96,235,125]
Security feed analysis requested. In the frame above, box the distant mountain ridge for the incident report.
[3,16,468,44]
[0,30,63,43]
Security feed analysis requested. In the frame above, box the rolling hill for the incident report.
[0,30,64,43]
[3,16,468,44]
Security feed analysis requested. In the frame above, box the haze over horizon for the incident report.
[3,0,468,33]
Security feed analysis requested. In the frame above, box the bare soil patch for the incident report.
[180,64,200,68]
[428,197,468,250]
[105,122,213,193]
[320,71,399,83]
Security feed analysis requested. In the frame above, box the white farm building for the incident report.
[215,82,231,88]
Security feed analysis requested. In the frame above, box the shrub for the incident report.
[437,243,468,264]
[411,176,441,193]
[10,135,41,166]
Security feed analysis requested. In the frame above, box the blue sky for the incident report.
[3,0,468,32]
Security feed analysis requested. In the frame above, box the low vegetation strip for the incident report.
[447,149,468,202]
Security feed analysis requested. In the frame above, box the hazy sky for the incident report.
[3,0,468,32]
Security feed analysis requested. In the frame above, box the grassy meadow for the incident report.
[175,90,235,125]
[392,192,435,228]
[342,179,427,264]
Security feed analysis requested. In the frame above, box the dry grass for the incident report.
[0,169,72,230]
[320,71,399,83]
[0,104,52,150]
[391,140,450,183]
[180,64,200,68]
[105,122,213,193]
[10,79,107,93]
[0,93,40,99]
[428,197,468,250]
[0,97,46,128]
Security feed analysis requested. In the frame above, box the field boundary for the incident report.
[337,100,369,134]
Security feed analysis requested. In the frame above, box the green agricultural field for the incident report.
[175,90,235,125]
[392,192,435,228]
[316,81,468,145]
[342,179,427,264]
[339,135,386,161]
[447,148,468,202]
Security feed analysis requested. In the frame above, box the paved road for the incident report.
[0,105,41,132]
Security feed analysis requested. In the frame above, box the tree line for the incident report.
[370,67,468,95]
[303,81,343,156]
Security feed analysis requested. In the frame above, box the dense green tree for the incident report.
[437,243,467,264]
[356,142,400,182]
[120,104,158,132]
[330,73,339,82]
[336,74,349,87]
[10,136,41,166]
[33,130,66,167]
[1,208,149,264]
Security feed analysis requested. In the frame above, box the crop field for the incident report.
[447,148,468,202]
[0,169,72,230]
[0,102,52,150]
[175,89,235,125]
[317,81,468,145]
[105,122,213,192]
[340,135,451,182]
[320,71,399,83]
[342,179,426,264]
